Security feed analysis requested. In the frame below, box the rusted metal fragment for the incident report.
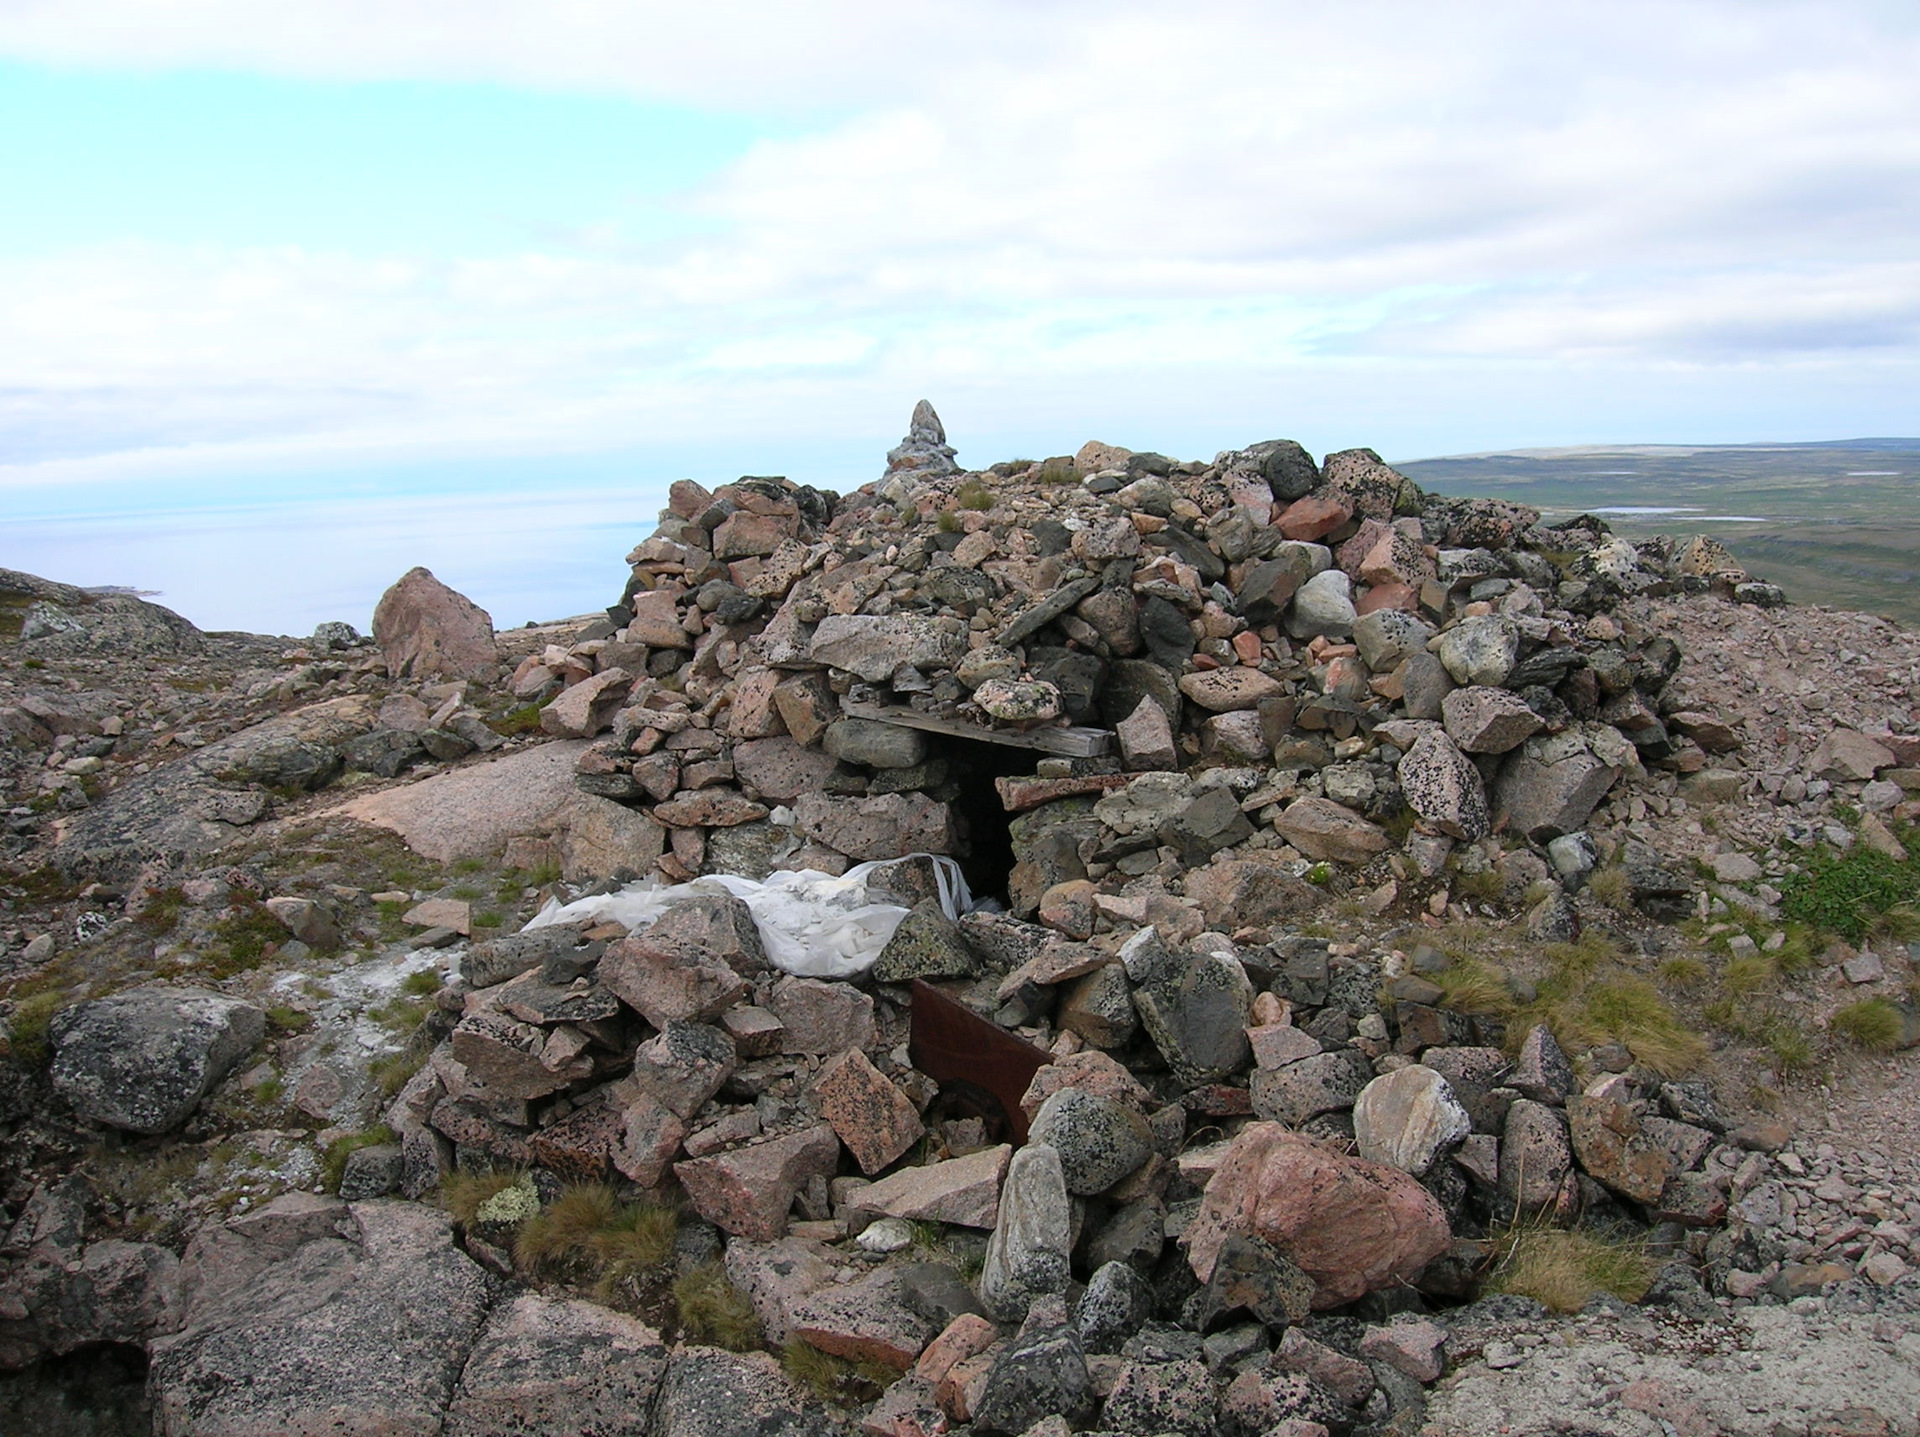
[908,980,1050,1147]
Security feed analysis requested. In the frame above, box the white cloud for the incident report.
[3,0,1919,487]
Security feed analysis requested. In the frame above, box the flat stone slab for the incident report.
[328,740,588,862]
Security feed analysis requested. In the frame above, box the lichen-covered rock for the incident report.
[1026,1086,1153,1196]
[1435,614,1519,687]
[49,987,265,1135]
[653,1347,836,1437]
[980,1143,1073,1321]
[445,1294,669,1437]
[1398,728,1490,840]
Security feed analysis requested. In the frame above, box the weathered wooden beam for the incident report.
[839,699,1113,757]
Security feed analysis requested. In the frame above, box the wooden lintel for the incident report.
[840,699,1113,758]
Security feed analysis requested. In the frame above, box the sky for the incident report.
[1,0,1917,632]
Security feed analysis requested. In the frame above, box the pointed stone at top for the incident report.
[908,399,946,446]
[883,399,959,483]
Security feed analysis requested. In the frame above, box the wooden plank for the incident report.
[840,699,1113,757]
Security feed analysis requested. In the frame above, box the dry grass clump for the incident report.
[1484,1226,1654,1313]
[513,1182,680,1300]
[1435,959,1516,1016]
[1586,865,1634,912]
[1722,952,1779,997]
[1871,902,1920,945]
[1515,935,1707,1078]
[673,1260,761,1350]
[1452,868,1506,904]
[1831,998,1906,1052]
[955,479,996,511]
[781,1340,898,1406]
[1656,955,1709,989]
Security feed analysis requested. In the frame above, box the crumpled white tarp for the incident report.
[524,854,973,980]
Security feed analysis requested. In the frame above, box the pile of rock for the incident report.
[464,406,1784,930]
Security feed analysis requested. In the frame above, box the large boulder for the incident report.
[1435,615,1519,687]
[1493,737,1619,841]
[1441,686,1542,754]
[445,1294,669,1437]
[1133,952,1255,1085]
[149,1200,493,1436]
[371,566,499,682]
[808,614,963,681]
[793,792,957,861]
[674,1124,840,1242]
[1185,1123,1450,1309]
[1026,1087,1153,1196]
[653,1347,835,1437]
[328,739,589,865]
[49,987,265,1135]
[0,1184,181,1369]
[1272,796,1389,864]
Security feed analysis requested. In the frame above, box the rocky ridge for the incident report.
[1,408,1918,1435]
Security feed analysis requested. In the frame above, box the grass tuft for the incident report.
[1763,1017,1817,1077]
[1656,955,1708,988]
[1435,959,1516,1017]
[1586,865,1634,912]
[780,1340,897,1406]
[956,479,996,511]
[513,1182,681,1301]
[1723,953,1778,997]
[1,989,70,1067]
[1453,868,1506,903]
[782,1340,855,1403]
[134,885,188,936]
[369,1047,427,1098]
[1485,1225,1654,1313]
[265,1004,313,1035]
[400,969,442,997]
[1515,940,1706,1079]
[200,899,287,978]
[673,1260,761,1351]
[1871,902,1920,945]
[321,1126,395,1191]
[489,703,547,737]
[1832,998,1906,1052]
[441,1167,529,1226]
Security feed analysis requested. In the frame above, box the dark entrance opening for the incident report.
[936,735,1034,904]
[0,1342,152,1437]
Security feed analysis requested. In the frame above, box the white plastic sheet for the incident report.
[524,854,973,979]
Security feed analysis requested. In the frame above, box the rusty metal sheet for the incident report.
[908,979,1050,1147]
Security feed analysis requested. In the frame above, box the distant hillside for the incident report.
[1397,441,1920,627]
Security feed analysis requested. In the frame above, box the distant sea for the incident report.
[0,485,671,638]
